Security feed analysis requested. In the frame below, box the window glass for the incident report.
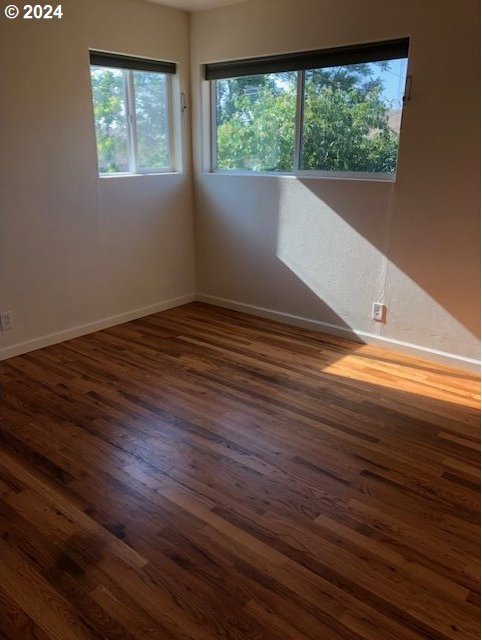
[90,67,129,174]
[215,72,297,172]
[133,71,170,170]
[211,54,408,177]
[301,59,408,173]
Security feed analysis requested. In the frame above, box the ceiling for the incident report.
[145,0,249,11]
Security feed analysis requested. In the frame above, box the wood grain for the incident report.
[1,302,480,640]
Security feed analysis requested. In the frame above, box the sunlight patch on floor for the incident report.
[322,351,480,409]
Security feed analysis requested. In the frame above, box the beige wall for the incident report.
[1,0,479,369]
[0,0,196,356]
[190,0,480,366]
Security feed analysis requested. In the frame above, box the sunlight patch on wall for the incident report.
[275,178,387,331]
[275,178,479,357]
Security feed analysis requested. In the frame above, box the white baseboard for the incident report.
[0,293,196,361]
[2,291,479,373]
[196,293,481,373]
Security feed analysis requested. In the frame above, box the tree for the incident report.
[133,71,169,169]
[216,63,400,173]
[217,72,297,171]
[216,72,296,172]
[91,68,128,173]
[91,69,170,173]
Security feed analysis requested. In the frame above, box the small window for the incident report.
[206,39,409,179]
[89,51,176,176]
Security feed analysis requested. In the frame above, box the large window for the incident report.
[89,51,176,176]
[207,39,409,178]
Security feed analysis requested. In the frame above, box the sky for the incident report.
[240,58,409,110]
[374,58,408,110]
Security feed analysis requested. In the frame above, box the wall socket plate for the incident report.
[372,302,387,323]
[0,311,14,331]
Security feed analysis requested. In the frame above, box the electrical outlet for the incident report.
[0,311,14,331]
[372,302,386,323]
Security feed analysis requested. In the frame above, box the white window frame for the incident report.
[208,68,405,182]
[91,66,176,177]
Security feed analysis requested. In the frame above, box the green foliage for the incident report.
[91,68,169,174]
[217,72,296,172]
[91,68,128,173]
[133,71,169,169]
[216,63,400,174]
[91,63,400,175]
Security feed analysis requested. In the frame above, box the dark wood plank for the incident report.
[1,302,480,640]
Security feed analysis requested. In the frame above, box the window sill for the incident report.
[202,170,396,183]
[99,171,182,179]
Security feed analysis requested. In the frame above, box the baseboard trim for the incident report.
[197,293,481,373]
[0,293,196,360]
[2,291,479,372]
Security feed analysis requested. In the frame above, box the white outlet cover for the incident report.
[372,303,386,322]
[0,312,14,330]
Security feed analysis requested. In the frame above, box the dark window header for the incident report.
[204,38,409,80]
[90,50,176,75]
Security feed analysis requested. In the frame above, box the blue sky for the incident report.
[265,58,408,110]
[374,58,408,109]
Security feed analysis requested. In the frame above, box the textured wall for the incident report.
[191,0,480,364]
[0,0,196,354]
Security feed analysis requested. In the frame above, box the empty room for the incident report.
[0,0,480,638]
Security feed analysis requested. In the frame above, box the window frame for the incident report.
[208,61,408,182]
[90,64,176,177]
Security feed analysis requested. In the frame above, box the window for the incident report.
[206,39,409,178]
[89,51,176,175]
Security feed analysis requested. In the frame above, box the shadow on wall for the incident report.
[296,176,480,341]
[197,175,355,333]
[196,169,480,364]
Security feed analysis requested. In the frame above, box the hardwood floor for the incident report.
[1,301,480,640]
